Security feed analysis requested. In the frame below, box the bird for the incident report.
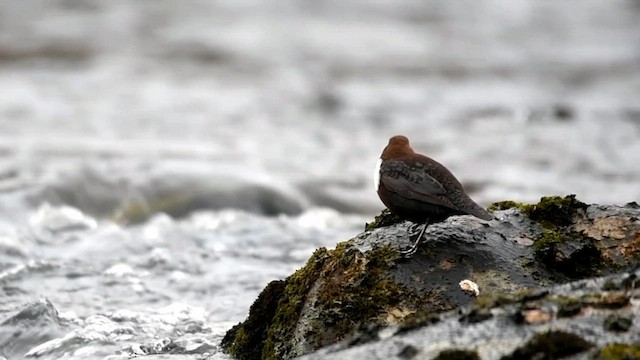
[374,135,493,255]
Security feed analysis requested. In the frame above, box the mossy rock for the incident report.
[489,194,587,228]
[223,196,640,360]
[490,195,625,279]
[603,315,633,333]
[223,244,420,359]
[364,208,404,231]
[526,194,587,227]
[221,280,287,360]
[533,229,603,278]
[593,343,640,360]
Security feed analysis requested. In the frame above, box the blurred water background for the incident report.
[0,1,639,359]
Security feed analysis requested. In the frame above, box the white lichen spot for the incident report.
[459,279,480,296]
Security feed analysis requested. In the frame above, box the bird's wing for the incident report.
[380,159,459,210]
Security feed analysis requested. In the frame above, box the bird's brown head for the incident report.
[381,135,415,160]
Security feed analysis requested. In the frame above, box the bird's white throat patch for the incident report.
[374,158,382,191]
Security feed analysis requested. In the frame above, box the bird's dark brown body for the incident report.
[375,135,492,224]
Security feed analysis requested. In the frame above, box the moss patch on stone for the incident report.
[221,280,287,360]
[472,292,519,310]
[533,229,603,278]
[222,248,331,360]
[487,200,530,213]
[365,208,404,231]
[498,195,606,279]
[294,243,414,351]
[224,242,423,360]
[551,295,583,318]
[489,195,587,228]
[526,195,587,227]
[500,330,592,360]
[593,343,640,360]
[262,247,332,359]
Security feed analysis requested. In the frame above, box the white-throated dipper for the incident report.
[375,135,493,255]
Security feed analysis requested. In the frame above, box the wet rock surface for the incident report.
[222,196,640,360]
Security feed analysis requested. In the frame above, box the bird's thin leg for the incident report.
[401,220,429,257]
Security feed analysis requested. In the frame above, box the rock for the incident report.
[222,195,640,360]
[593,344,640,360]
[603,314,633,333]
[499,330,593,360]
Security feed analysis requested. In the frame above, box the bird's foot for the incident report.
[407,223,422,237]
[400,238,421,257]
[401,222,429,258]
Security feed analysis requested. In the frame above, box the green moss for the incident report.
[365,208,404,231]
[432,349,480,360]
[550,295,583,318]
[492,195,604,278]
[533,229,564,251]
[533,229,603,278]
[594,343,640,360]
[487,200,530,213]
[526,195,587,228]
[262,247,331,360]
[221,248,331,360]
[307,244,409,342]
[473,292,520,310]
[489,195,587,229]
[254,243,414,359]
[601,279,621,291]
[221,279,288,360]
[500,330,592,360]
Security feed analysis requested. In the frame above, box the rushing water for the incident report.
[0,1,639,359]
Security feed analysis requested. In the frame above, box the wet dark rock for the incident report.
[603,315,633,332]
[433,349,480,360]
[397,344,419,359]
[500,330,592,360]
[458,308,493,324]
[222,196,640,360]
